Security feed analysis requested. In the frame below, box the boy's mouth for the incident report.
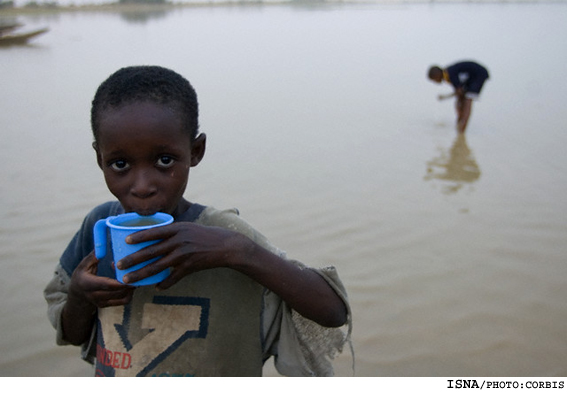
[127,206,160,216]
[137,211,158,217]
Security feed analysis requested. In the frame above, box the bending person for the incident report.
[428,61,489,133]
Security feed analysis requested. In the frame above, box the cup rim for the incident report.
[106,212,174,230]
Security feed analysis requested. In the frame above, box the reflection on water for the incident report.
[118,7,174,23]
[424,133,481,195]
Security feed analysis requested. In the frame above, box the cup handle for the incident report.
[93,218,110,259]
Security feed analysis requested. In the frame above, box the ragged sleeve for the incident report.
[194,206,353,376]
[262,262,352,376]
[44,263,72,346]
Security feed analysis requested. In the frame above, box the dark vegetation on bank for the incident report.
[0,0,296,15]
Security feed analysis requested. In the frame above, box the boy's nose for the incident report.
[130,170,158,198]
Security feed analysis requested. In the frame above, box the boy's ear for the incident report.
[93,142,103,169]
[190,133,206,167]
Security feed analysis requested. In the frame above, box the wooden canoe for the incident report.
[0,27,48,45]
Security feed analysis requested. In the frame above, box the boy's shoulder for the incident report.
[90,201,123,218]
[196,205,285,258]
[197,205,239,223]
[76,201,123,231]
[196,206,253,235]
[82,202,235,227]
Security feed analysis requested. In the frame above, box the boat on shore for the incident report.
[0,24,48,45]
[0,22,23,34]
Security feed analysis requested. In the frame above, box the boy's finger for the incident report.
[116,240,172,270]
[120,256,171,284]
[76,251,100,272]
[125,224,179,244]
[81,273,131,292]
[155,269,184,291]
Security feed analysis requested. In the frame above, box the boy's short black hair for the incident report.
[428,65,443,80]
[91,65,199,142]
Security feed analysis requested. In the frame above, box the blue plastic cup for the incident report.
[93,212,174,286]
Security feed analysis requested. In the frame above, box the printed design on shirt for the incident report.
[457,72,470,85]
[96,295,210,377]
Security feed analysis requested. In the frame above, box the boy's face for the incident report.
[94,101,205,217]
[429,69,443,83]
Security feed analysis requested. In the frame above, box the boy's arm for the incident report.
[229,236,348,328]
[438,86,466,101]
[119,223,348,328]
[438,92,456,100]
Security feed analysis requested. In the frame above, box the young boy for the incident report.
[44,66,350,377]
[428,61,490,133]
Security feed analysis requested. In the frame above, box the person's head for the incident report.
[428,66,443,83]
[91,66,206,217]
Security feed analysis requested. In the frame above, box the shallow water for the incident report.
[1,2,567,377]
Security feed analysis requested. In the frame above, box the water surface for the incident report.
[1,2,566,377]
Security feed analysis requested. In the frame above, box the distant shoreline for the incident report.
[1,3,188,16]
[0,0,562,16]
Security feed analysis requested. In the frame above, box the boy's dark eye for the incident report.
[156,156,175,168]
[110,160,130,172]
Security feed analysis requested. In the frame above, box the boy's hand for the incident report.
[116,222,249,289]
[69,251,135,308]
[438,93,454,100]
[63,252,136,345]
